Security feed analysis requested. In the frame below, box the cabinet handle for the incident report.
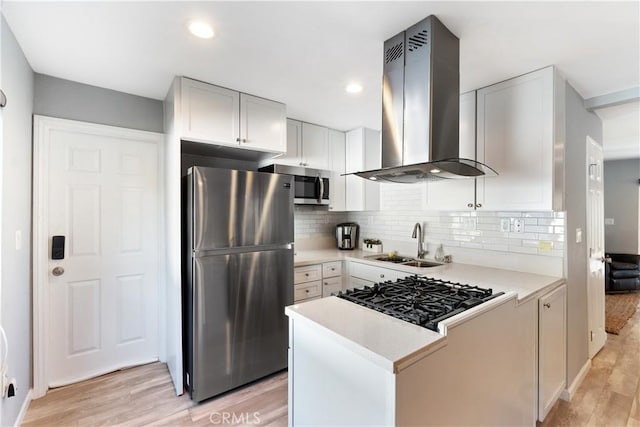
[476,203,483,208]
[324,282,328,286]
[543,303,551,309]
[242,138,247,143]
[306,289,309,293]
[467,203,474,208]
[380,274,385,278]
[305,273,309,277]
[331,268,335,271]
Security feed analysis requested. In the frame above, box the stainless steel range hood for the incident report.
[353,15,497,184]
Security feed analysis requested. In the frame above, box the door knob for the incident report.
[52,266,65,276]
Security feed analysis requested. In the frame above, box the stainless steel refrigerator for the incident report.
[185,166,294,402]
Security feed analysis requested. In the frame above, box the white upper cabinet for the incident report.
[301,123,330,170]
[328,129,346,211]
[477,66,562,211]
[179,77,286,154]
[277,119,303,166]
[271,120,330,170]
[181,78,240,145]
[345,127,381,211]
[239,93,286,153]
[426,92,478,210]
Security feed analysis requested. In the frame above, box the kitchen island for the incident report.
[286,255,564,426]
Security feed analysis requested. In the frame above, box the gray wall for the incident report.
[34,74,163,133]
[1,15,34,427]
[604,158,640,254]
[564,82,603,386]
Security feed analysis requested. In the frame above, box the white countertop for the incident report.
[289,246,564,374]
[294,247,564,303]
[285,296,447,373]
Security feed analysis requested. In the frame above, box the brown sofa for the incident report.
[605,253,640,292]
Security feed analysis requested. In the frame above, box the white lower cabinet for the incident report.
[294,261,343,302]
[538,284,567,421]
[347,261,410,289]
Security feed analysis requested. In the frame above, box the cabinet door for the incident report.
[426,92,478,210]
[363,128,381,211]
[301,123,329,169]
[477,67,554,210]
[328,129,346,211]
[239,93,286,153]
[345,129,364,211]
[275,119,302,166]
[181,78,239,145]
[538,284,566,421]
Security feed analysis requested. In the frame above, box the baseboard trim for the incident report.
[14,388,33,426]
[561,359,591,401]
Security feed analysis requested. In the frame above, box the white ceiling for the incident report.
[3,1,640,134]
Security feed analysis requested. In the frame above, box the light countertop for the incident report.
[289,246,563,374]
[285,296,447,373]
[294,247,564,303]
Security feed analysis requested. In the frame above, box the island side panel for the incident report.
[395,297,537,426]
[289,317,396,426]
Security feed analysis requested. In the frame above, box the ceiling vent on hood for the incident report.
[353,15,497,184]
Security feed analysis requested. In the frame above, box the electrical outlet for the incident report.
[604,218,615,225]
[511,218,523,233]
[500,219,510,232]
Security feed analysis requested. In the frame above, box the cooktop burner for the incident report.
[337,276,504,332]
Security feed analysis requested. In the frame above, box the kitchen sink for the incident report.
[365,254,443,268]
[401,260,442,268]
[371,256,414,264]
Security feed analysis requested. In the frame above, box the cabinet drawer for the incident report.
[294,281,322,302]
[322,261,342,278]
[322,276,342,297]
[349,262,408,283]
[348,276,375,290]
[294,265,322,284]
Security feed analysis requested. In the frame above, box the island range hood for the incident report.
[353,15,497,183]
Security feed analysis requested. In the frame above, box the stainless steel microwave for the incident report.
[259,164,330,205]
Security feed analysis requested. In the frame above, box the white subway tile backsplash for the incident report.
[347,209,565,259]
[299,207,566,261]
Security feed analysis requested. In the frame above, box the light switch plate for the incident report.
[604,218,615,225]
[576,228,582,243]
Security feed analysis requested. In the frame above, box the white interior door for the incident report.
[37,116,160,388]
[586,136,606,358]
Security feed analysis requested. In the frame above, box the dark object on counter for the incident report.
[337,276,504,332]
[336,222,359,250]
[605,253,640,292]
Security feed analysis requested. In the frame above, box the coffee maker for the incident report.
[336,222,359,250]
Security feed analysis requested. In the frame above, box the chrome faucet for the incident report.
[411,222,427,259]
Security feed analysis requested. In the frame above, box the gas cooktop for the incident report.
[337,276,504,332]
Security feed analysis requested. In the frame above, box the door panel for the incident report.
[46,121,159,387]
[240,93,286,153]
[192,249,293,402]
[192,167,294,250]
[587,136,606,357]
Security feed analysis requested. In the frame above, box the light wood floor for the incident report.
[22,365,287,426]
[543,302,640,427]
[24,307,639,426]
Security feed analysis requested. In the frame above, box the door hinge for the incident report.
[590,330,593,341]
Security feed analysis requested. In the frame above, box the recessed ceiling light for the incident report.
[346,83,363,94]
[369,176,377,181]
[188,21,214,39]
[430,168,441,174]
